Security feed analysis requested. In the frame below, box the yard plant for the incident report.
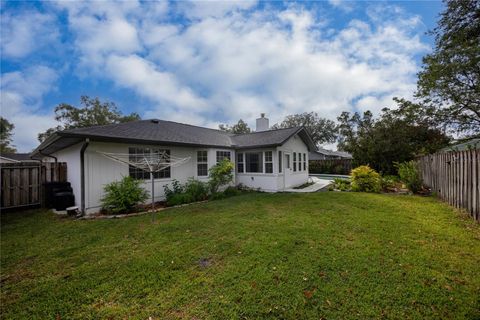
[1,192,479,319]
[350,165,381,193]
[101,176,149,214]
[396,160,423,193]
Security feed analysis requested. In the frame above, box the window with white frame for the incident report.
[128,147,170,180]
[265,151,273,173]
[278,151,282,173]
[237,153,244,173]
[216,151,231,163]
[197,150,208,176]
[245,152,263,173]
[293,152,297,172]
[303,153,307,171]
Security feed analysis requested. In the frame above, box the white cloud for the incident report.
[1,10,59,59]
[328,0,354,13]
[176,0,258,19]
[2,1,430,151]
[105,54,208,110]
[0,66,58,152]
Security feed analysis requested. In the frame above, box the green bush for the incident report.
[208,159,234,193]
[166,193,194,207]
[396,161,423,193]
[164,178,208,206]
[184,178,209,201]
[350,165,381,193]
[381,175,398,191]
[332,178,351,191]
[101,176,149,214]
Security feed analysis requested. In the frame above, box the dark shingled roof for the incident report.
[0,153,36,161]
[31,119,315,157]
[231,127,304,148]
[61,119,234,147]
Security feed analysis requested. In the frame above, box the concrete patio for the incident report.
[285,176,332,193]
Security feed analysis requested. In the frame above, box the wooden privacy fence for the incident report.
[418,150,479,221]
[1,162,67,209]
[309,159,352,175]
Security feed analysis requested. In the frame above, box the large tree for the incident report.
[338,100,450,175]
[0,117,16,153]
[218,119,252,134]
[39,96,141,142]
[416,0,480,135]
[272,112,337,147]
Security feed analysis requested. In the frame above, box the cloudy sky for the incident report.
[1,0,444,152]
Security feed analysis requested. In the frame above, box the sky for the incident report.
[0,0,445,152]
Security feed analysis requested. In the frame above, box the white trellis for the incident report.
[98,151,191,218]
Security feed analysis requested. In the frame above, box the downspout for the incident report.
[80,139,90,215]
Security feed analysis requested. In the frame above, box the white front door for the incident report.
[283,152,293,188]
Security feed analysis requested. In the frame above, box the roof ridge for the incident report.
[155,119,234,135]
[62,119,150,133]
[232,126,302,137]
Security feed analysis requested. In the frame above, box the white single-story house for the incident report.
[31,114,315,214]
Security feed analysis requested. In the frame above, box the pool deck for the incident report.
[284,177,332,193]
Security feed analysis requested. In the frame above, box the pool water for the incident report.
[309,174,350,181]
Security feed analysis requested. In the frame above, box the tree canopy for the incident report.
[218,119,252,134]
[272,112,337,147]
[416,0,480,136]
[38,96,140,142]
[337,100,450,175]
[0,117,16,153]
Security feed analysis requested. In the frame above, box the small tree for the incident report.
[396,161,423,194]
[0,117,16,153]
[101,176,149,214]
[208,159,234,193]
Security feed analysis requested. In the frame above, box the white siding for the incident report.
[276,133,309,189]
[236,133,309,191]
[236,148,278,192]
[50,143,83,207]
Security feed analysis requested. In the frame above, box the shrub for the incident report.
[101,176,149,214]
[167,193,194,206]
[350,165,381,193]
[396,161,423,193]
[332,178,351,191]
[381,175,398,191]
[184,178,209,201]
[208,159,234,193]
[164,178,209,206]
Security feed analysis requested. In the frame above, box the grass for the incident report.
[1,192,479,319]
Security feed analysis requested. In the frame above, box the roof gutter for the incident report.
[38,149,57,164]
[80,138,90,215]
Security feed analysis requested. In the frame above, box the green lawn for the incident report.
[1,192,479,319]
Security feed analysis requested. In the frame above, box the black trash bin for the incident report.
[44,182,75,210]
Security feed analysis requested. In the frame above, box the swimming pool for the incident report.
[309,174,350,181]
